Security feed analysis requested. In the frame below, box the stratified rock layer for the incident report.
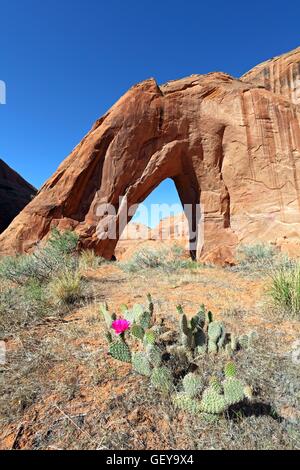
[1,47,300,261]
[241,46,300,105]
[0,159,36,233]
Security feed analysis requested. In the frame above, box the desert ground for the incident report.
[1,238,299,450]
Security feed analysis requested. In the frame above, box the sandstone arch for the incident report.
[1,47,300,261]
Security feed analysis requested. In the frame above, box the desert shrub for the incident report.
[229,243,293,275]
[79,249,105,270]
[0,229,79,285]
[268,263,300,318]
[45,227,78,255]
[48,269,84,305]
[0,283,52,335]
[0,254,35,285]
[238,244,277,264]
[120,245,192,274]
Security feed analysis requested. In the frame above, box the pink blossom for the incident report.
[111,318,130,335]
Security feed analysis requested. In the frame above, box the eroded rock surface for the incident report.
[1,47,300,261]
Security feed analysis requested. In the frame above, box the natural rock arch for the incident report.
[1,47,300,261]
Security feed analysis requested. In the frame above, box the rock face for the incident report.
[0,159,36,233]
[241,46,300,105]
[1,47,300,261]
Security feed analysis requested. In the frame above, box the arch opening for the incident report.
[114,176,202,260]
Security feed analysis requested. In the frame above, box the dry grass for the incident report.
[268,263,300,318]
[0,252,299,450]
[48,270,84,305]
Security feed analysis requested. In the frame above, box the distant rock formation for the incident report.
[0,159,36,233]
[1,46,300,264]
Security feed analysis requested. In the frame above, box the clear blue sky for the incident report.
[0,0,299,225]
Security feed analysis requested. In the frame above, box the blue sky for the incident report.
[0,0,299,226]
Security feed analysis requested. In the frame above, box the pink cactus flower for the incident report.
[111,318,130,335]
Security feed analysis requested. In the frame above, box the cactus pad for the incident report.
[100,303,114,329]
[200,387,226,414]
[123,303,144,324]
[132,352,152,376]
[139,311,151,330]
[182,373,202,398]
[143,329,156,345]
[223,377,245,405]
[109,341,131,363]
[151,366,173,393]
[146,345,162,367]
[131,324,145,340]
[172,392,201,414]
[224,362,237,378]
[209,376,222,394]
[208,321,222,341]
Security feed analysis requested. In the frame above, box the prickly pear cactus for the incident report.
[224,362,237,378]
[139,311,151,330]
[172,392,201,414]
[200,387,226,414]
[123,303,144,324]
[209,376,223,394]
[147,293,154,317]
[100,303,115,329]
[179,313,193,349]
[207,321,222,353]
[146,344,162,367]
[196,305,206,328]
[105,331,113,344]
[223,377,245,405]
[217,323,226,349]
[131,324,145,341]
[151,366,173,393]
[182,373,202,398]
[143,329,156,346]
[109,341,131,363]
[194,329,206,350]
[132,352,152,376]
[231,335,238,351]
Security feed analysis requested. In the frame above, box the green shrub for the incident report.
[229,243,294,275]
[0,284,51,335]
[268,263,300,318]
[238,244,277,264]
[45,227,78,255]
[120,245,193,273]
[0,229,79,285]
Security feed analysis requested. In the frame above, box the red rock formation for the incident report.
[0,159,36,233]
[1,47,300,261]
[241,46,300,105]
